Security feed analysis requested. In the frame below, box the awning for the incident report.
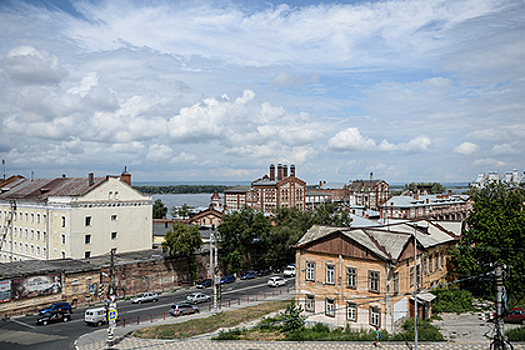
[409,292,436,304]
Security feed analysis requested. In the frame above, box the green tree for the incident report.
[217,207,272,273]
[169,203,192,219]
[404,182,446,194]
[162,222,203,281]
[152,199,168,219]
[450,182,525,301]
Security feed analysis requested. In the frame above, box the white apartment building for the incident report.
[0,172,152,262]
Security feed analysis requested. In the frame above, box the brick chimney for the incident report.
[370,172,374,181]
[290,164,295,177]
[283,164,288,178]
[277,164,283,181]
[120,167,131,186]
[88,173,94,186]
[270,164,275,181]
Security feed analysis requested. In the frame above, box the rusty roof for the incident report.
[0,176,106,201]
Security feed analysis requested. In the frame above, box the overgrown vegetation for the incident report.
[431,287,475,314]
[132,300,290,340]
[506,326,525,341]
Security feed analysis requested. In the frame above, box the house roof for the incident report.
[0,176,107,201]
[224,185,250,193]
[383,194,467,208]
[295,219,460,262]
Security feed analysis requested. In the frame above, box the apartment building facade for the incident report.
[381,193,469,221]
[348,173,390,210]
[224,164,306,214]
[293,220,460,332]
[0,172,152,262]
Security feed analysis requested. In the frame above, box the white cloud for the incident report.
[269,72,319,87]
[146,144,173,162]
[3,46,68,84]
[454,141,478,155]
[328,128,430,153]
[492,143,519,155]
[473,158,506,167]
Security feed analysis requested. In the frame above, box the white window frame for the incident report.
[306,262,315,281]
[370,306,381,327]
[326,264,335,285]
[305,295,315,312]
[347,302,357,322]
[325,298,335,317]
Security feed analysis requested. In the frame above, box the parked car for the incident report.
[132,292,159,304]
[504,308,525,324]
[267,276,287,287]
[220,275,236,284]
[169,303,199,317]
[186,292,211,304]
[196,278,212,289]
[257,268,272,276]
[240,271,258,280]
[35,310,71,325]
[283,265,296,277]
[39,302,72,315]
[84,307,107,327]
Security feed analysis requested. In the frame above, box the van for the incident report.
[84,307,106,327]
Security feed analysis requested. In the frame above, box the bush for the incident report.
[506,326,525,341]
[431,287,475,314]
[391,318,444,342]
[213,329,244,340]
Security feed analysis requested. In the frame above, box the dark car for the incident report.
[36,310,71,325]
[39,302,72,315]
[240,271,258,280]
[169,303,199,317]
[257,268,272,276]
[196,279,212,289]
[504,308,525,325]
[220,275,236,284]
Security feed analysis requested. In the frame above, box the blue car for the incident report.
[220,275,236,284]
[240,271,258,280]
[39,302,72,315]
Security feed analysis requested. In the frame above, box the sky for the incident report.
[0,0,524,185]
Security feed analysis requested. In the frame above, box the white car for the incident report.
[132,292,159,304]
[186,292,211,304]
[267,276,287,287]
[283,265,296,277]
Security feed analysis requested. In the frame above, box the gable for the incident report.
[77,177,151,202]
[304,232,383,262]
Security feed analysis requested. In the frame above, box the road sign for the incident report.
[107,308,118,322]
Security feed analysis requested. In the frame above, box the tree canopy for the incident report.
[404,182,446,195]
[162,222,203,281]
[450,182,525,303]
[152,199,168,219]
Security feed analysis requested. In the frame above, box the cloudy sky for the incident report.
[0,0,523,185]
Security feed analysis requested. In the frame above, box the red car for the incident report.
[504,308,525,325]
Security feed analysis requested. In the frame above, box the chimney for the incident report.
[290,164,295,177]
[120,167,131,186]
[88,173,94,186]
[277,164,283,181]
[319,181,323,188]
[283,164,288,178]
[370,172,374,181]
[426,198,429,204]
[270,164,275,181]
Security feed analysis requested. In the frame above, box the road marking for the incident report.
[0,329,66,345]
[10,318,36,329]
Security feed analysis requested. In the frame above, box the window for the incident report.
[30,229,34,240]
[111,215,117,221]
[347,303,357,321]
[37,213,40,223]
[61,234,66,245]
[410,267,415,287]
[440,251,444,267]
[61,216,66,227]
[61,250,66,259]
[393,271,399,294]
[85,216,92,226]
[306,262,315,281]
[43,246,46,257]
[30,245,34,255]
[43,214,47,223]
[85,235,91,244]
[346,267,357,288]
[325,298,335,317]
[370,307,381,327]
[428,254,433,273]
[85,251,91,258]
[25,228,28,238]
[37,230,40,240]
[326,264,335,285]
[111,232,118,240]
[36,246,40,256]
[25,212,28,221]
[435,252,439,270]
[31,213,34,222]
[305,295,315,312]
[25,243,28,253]
[369,271,380,293]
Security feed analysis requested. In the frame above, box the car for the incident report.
[220,275,236,284]
[132,292,159,304]
[186,292,211,304]
[196,279,212,289]
[257,268,272,276]
[504,308,525,325]
[240,271,258,280]
[267,276,287,287]
[283,265,296,277]
[39,302,72,315]
[35,310,71,326]
[169,303,199,317]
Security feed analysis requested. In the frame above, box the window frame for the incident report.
[306,261,316,282]
[85,234,91,245]
[305,295,315,312]
[370,306,381,328]
[325,298,335,317]
[326,264,335,285]
[346,267,357,289]
[369,270,380,293]
[393,271,399,294]
[347,302,357,322]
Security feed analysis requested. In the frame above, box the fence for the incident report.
[119,286,293,328]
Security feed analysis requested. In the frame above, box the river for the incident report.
[152,193,215,218]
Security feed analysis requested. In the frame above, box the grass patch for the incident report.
[131,299,290,340]
[506,326,525,341]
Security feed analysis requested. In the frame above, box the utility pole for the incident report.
[106,249,118,349]
[413,227,418,350]
[493,262,506,350]
[210,228,219,314]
